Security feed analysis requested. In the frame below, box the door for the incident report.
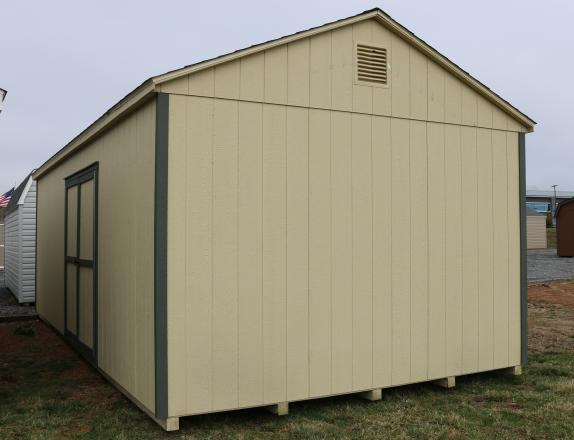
[65,164,98,363]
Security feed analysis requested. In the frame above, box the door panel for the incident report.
[78,266,94,347]
[66,263,77,335]
[79,180,94,260]
[67,186,78,257]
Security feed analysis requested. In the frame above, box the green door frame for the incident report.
[64,162,99,365]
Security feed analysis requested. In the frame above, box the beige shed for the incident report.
[33,8,535,431]
[526,208,547,249]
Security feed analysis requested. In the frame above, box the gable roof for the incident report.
[6,173,34,215]
[34,8,535,179]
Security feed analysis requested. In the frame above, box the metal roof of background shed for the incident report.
[5,173,34,215]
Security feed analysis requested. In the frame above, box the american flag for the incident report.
[0,188,14,208]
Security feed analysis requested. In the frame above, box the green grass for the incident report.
[2,344,574,439]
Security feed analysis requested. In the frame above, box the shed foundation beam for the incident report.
[359,388,382,401]
[266,402,289,416]
[432,376,456,389]
[156,416,179,432]
[499,365,522,376]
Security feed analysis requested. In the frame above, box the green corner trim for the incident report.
[154,92,169,419]
[518,133,527,365]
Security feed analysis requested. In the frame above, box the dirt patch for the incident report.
[0,319,69,358]
[529,282,574,307]
[528,282,574,353]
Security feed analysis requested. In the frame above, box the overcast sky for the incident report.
[1,0,572,192]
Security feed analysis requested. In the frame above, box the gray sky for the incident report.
[1,0,572,192]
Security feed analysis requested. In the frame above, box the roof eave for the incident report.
[371,11,535,131]
[33,80,157,180]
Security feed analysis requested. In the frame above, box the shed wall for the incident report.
[36,99,157,412]
[20,181,37,302]
[5,181,37,303]
[526,216,547,249]
[4,209,18,295]
[166,94,522,417]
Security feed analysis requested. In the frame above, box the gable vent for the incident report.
[356,44,388,86]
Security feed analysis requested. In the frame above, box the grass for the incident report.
[2,348,574,439]
[1,291,574,439]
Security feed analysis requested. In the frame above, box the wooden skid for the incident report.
[499,365,522,376]
[432,376,456,389]
[157,417,179,432]
[358,388,383,401]
[265,402,289,416]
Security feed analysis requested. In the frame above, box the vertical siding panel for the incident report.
[371,23,392,116]
[409,49,428,121]
[477,128,494,371]
[286,107,310,400]
[331,27,353,112]
[309,33,332,109]
[160,75,188,94]
[237,101,263,406]
[214,61,240,99]
[212,100,239,410]
[240,53,265,102]
[492,130,509,368]
[507,132,521,366]
[428,61,445,123]
[461,126,479,373]
[138,106,156,407]
[372,116,392,387]
[461,85,477,127]
[427,123,446,379]
[264,46,288,104]
[352,21,373,113]
[185,97,214,413]
[331,111,353,393]
[492,107,507,131]
[445,76,462,125]
[308,109,332,396]
[188,68,215,96]
[167,95,188,415]
[445,125,463,376]
[352,113,373,390]
[409,120,428,382]
[287,39,310,107]
[391,35,410,119]
[477,96,493,129]
[262,105,287,403]
[391,118,411,385]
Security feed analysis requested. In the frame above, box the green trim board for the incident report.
[154,92,169,419]
[519,133,527,365]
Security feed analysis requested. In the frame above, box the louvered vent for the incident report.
[356,44,388,86]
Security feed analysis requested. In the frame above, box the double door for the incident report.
[64,164,98,363]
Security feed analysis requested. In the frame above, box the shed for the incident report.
[5,174,37,303]
[556,198,574,257]
[526,207,547,250]
[33,8,535,431]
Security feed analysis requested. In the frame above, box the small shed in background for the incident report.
[5,173,37,303]
[556,198,574,257]
[526,208,547,250]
